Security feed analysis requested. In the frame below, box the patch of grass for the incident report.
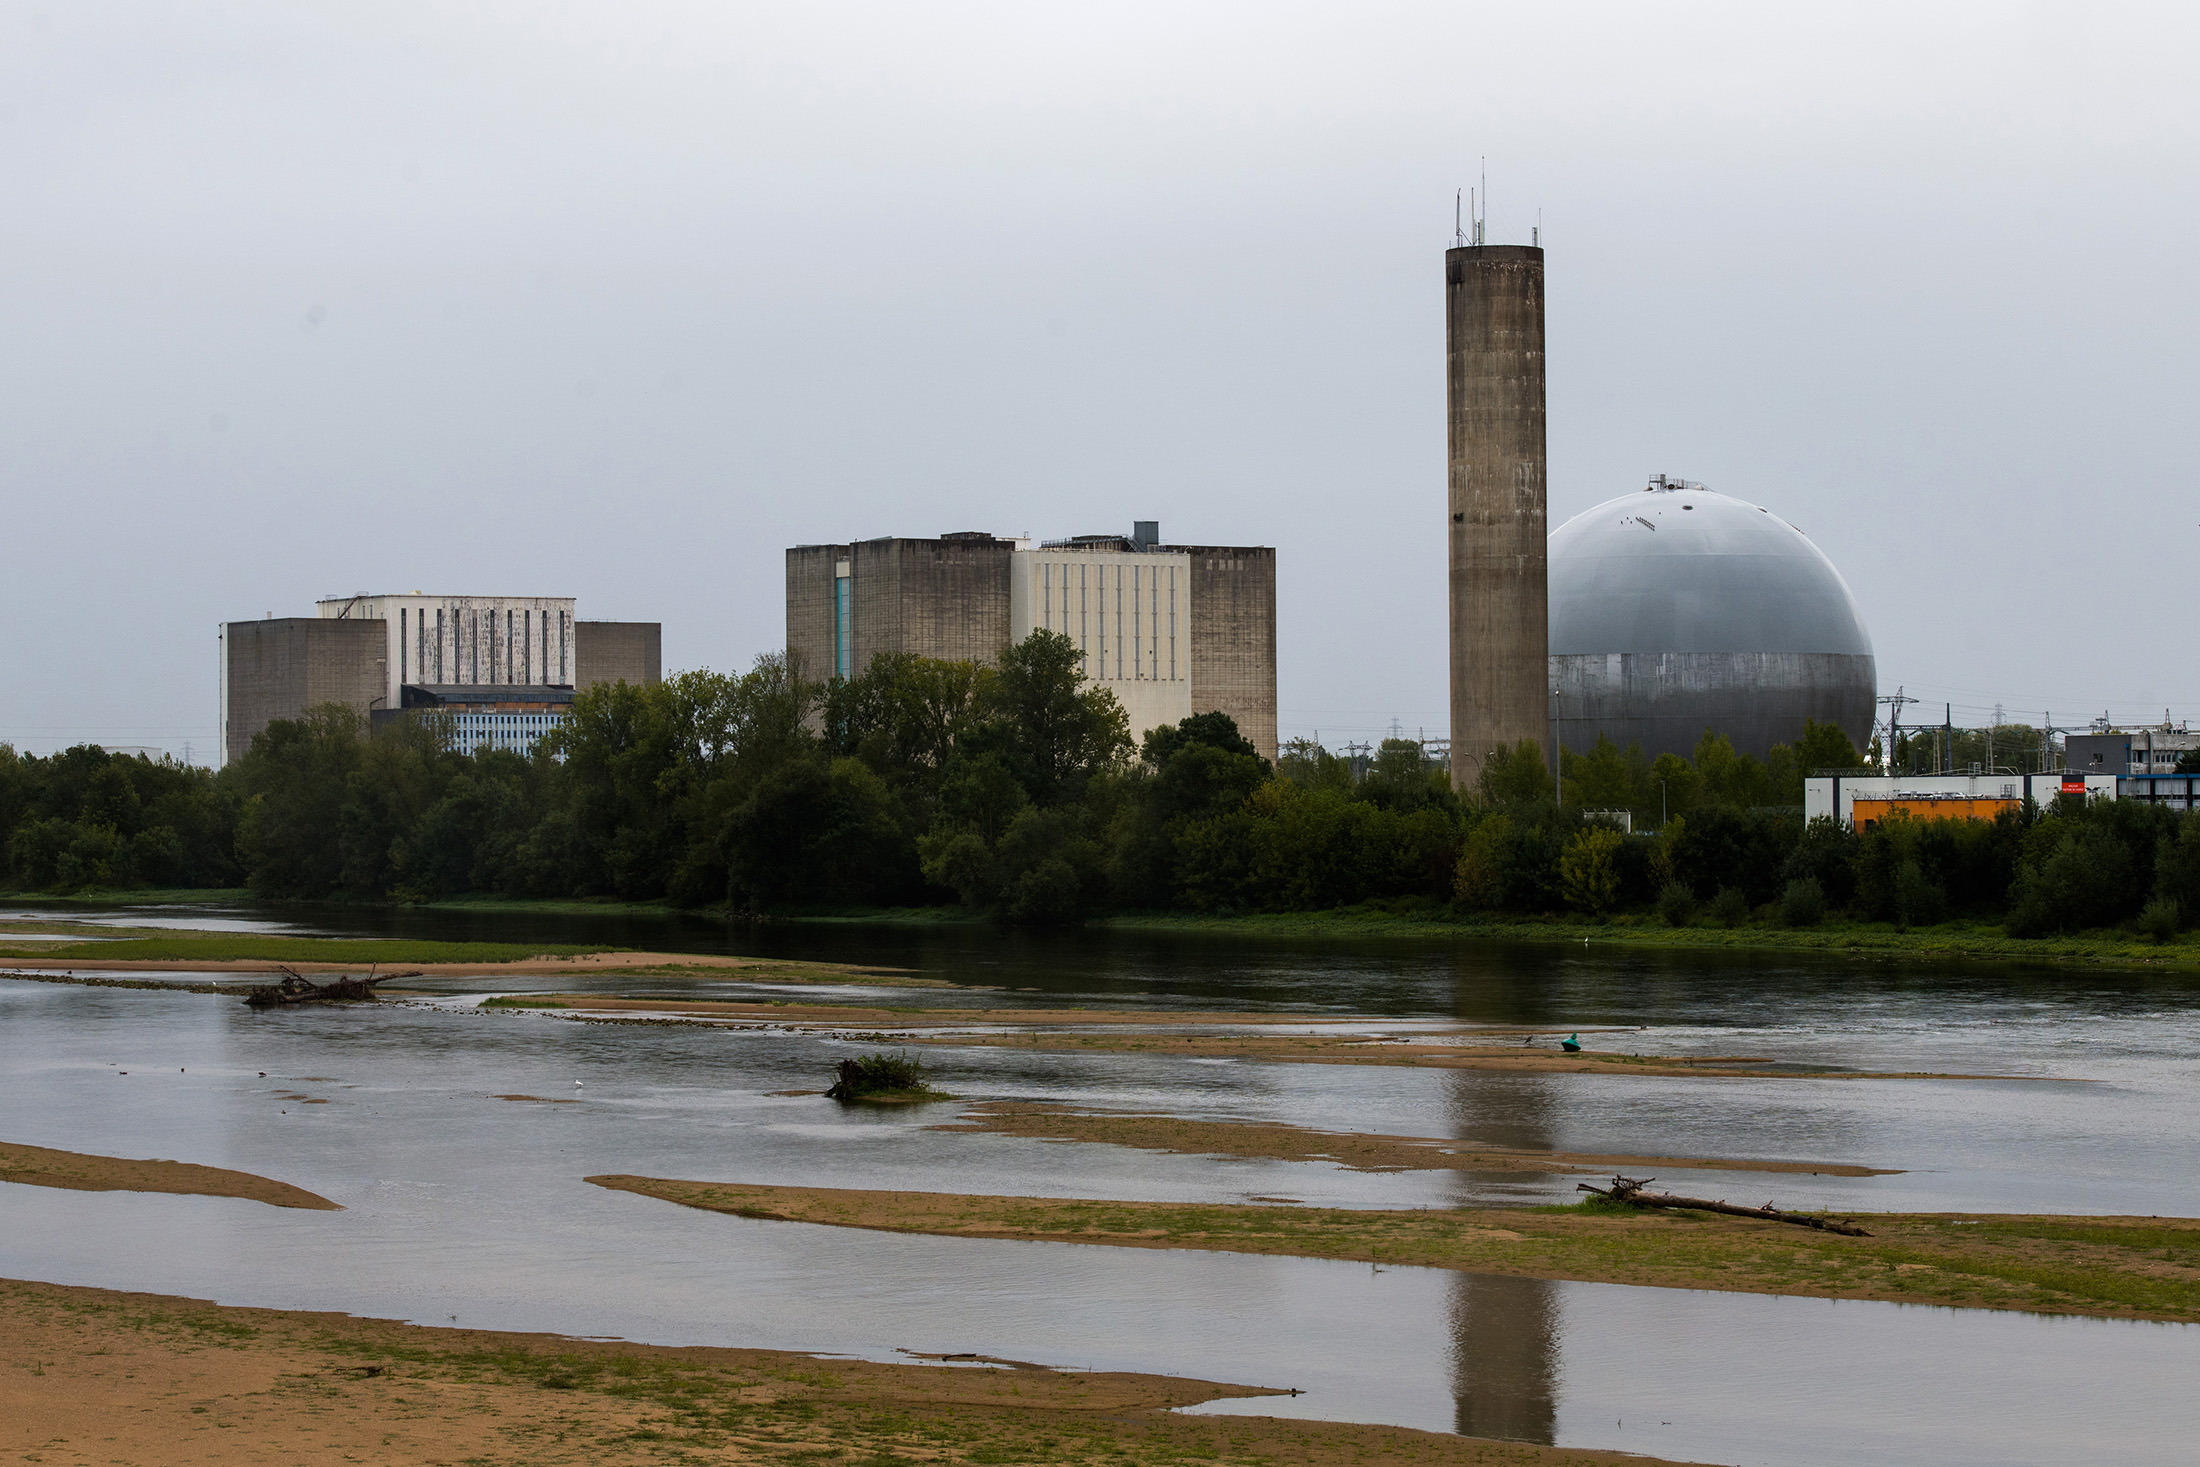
[481,996,570,1009]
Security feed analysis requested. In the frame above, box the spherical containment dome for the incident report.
[1548,481,1877,762]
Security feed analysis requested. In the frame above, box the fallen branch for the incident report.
[1577,1174,1871,1236]
[241,965,413,1008]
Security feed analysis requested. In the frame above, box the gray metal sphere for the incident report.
[1548,479,1877,762]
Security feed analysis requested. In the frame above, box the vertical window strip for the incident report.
[1132,567,1141,679]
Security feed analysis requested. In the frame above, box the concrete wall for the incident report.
[1550,650,1876,764]
[786,536,1015,680]
[1179,545,1278,762]
[575,622,662,690]
[1446,243,1549,789]
[785,544,844,683]
[220,618,388,765]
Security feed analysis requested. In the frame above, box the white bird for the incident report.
[574,1080,583,1087]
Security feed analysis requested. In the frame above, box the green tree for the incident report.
[1558,826,1623,914]
[1475,739,1553,810]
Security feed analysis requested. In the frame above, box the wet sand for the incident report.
[590,1177,2200,1323]
[0,1276,1686,1467]
[0,1141,340,1210]
[929,1100,1900,1177]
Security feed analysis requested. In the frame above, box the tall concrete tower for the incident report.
[1446,241,1548,791]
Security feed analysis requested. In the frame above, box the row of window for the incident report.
[445,712,569,757]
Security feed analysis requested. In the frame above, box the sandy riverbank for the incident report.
[928,1100,1898,1177]
[589,1177,2200,1324]
[0,1276,1686,1467]
[0,1141,339,1210]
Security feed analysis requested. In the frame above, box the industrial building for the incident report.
[1547,477,1879,761]
[1805,772,2114,828]
[220,594,661,765]
[2063,720,2198,779]
[1445,231,1549,790]
[786,523,1278,759]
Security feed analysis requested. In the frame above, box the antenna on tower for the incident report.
[1454,189,1467,247]
[1478,157,1487,244]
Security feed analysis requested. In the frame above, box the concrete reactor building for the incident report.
[786,523,1277,759]
[220,594,661,765]
[1445,229,1549,790]
[1547,477,1877,761]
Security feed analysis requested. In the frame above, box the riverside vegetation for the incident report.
[5,631,2198,943]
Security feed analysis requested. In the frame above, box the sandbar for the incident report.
[589,1176,2200,1324]
[0,1140,340,1210]
[929,1100,1899,1176]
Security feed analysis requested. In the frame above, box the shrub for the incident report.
[1780,876,1826,928]
[1655,880,1697,927]
[2138,897,2181,944]
[1708,885,1750,928]
[825,1051,934,1101]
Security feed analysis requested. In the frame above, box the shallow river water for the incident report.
[5,904,2200,1465]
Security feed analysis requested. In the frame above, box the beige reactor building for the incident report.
[787,523,1277,759]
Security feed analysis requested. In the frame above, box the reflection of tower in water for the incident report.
[1448,1273,1559,1443]
[1444,1067,1560,1443]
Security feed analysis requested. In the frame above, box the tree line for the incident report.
[3,630,2194,937]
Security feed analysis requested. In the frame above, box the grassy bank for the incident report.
[1090,906,2200,968]
[591,1178,2200,1325]
[0,1276,1679,1467]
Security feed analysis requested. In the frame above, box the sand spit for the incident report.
[497,995,2007,1079]
[928,1100,1900,1177]
[0,1276,1684,1467]
[589,1177,2200,1324]
[0,1141,340,1210]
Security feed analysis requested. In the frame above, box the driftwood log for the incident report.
[241,965,412,1008]
[1578,1174,1872,1237]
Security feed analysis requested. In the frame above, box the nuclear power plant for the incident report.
[1445,219,1877,770]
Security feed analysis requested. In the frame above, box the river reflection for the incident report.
[1448,1273,1559,1444]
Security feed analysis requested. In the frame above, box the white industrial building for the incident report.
[1804,772,2116,827]
[1009,542,1192,743]
[317,593,578,710]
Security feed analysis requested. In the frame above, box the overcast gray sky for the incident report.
[3,1,2194,759]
